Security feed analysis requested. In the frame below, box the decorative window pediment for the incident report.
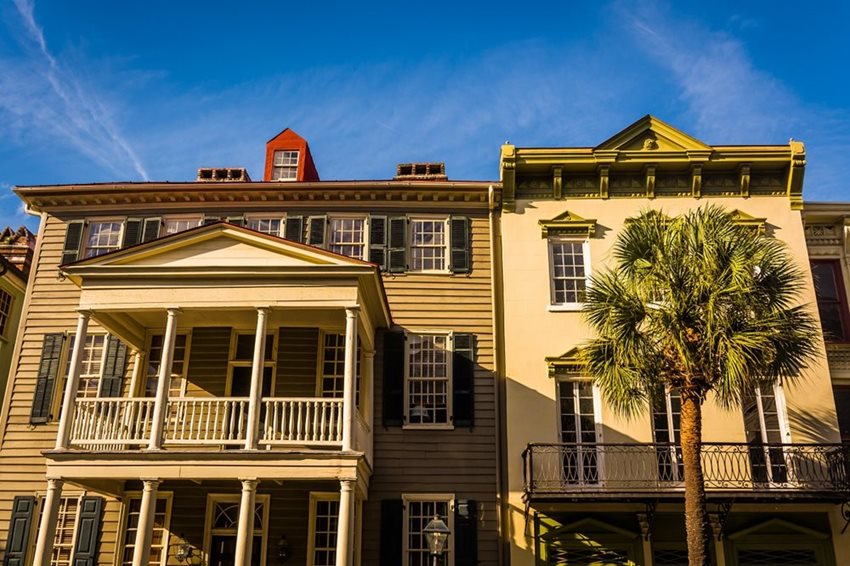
[539,211,597,238]
[545,347,585,377]
[728,209,767,233]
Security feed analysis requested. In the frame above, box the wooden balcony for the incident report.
[523,442,850,503]
[69,396,348,450]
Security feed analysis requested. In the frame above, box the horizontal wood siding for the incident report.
[362,213,497,565]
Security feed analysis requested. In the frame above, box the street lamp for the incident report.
[423,515,451,566]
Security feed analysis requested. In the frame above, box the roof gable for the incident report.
[63,223,373,271]
[595,115,712,153]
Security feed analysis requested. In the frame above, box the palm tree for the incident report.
[581,205,820,566]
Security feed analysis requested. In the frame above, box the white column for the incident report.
[55,310,91,449]
[235,479,258,566]
[335,479,355,566]
[148,308,180,450]
[342,308,359,451]
[32,479,64,566]
[245,307,269,449]
[131,479,161,566]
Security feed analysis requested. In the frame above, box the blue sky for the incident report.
[1,1,849,230]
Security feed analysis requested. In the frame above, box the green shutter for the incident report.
[141,217,161,242]
[307,215,327,247]
[382,331,405,426]
[121,218,143,247]
[5,496,36,566]
[61,220,85,264]
[387,216,407,273]
[454,499,478,565]
[202,215,221,225]
[450,216,471,274]
[72,496,103,566]
[379,499,403,566]
[369,215,388,270]
[452,333,475,427]
[99,336,128,398]
[30,333,65,424]
[284,216,304,243]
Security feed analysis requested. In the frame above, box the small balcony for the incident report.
[523,442,850,502]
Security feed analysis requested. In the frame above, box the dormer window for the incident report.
[272,150,299,181]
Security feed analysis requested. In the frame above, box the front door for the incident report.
[743,385,789,484]
[558,380,599,484]
[209,536,262,566]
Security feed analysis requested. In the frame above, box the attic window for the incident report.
[273,150,300,181]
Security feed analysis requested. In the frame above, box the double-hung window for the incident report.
[319,333,361,407]
[44,496,79,566]
[83,220,123,258]
[328,216,368,260]
[144,334,189,397]
[272,150,299,180]
[405,332,451,427]
[308,493,340,566]
[162,215,202,235]
[120,494,171,566]
[409,218,449,272]
[549,239,590,309]
[402,495,454,566]
[246,214,286,236]
[64,334,107,399]
[0,288,12,337]
[811,260,849,341]
[557,379,599,484]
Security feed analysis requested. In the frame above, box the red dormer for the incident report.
[263,128,320,182]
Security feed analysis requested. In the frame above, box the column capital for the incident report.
[141,478,162,489]
[256,306,272,314]
[166,307,182,316]
[363,349,376,359]
[339,479,355,492]
[45,478,64,489]
[345,306,360,317]
[239,478,260,490]
[74,308,93,318]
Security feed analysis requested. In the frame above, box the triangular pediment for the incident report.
[545,347,585,377]
[539,211,597,238]
[595,115,712,153]
[63,223,373,271]
[728,518,829,541]
[540,517,637,541]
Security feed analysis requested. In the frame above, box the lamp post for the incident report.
[423,515,451,566]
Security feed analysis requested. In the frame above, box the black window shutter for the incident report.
[72,496,103,566]
[99,336,128,398]
[450,216,471,274]
[4,496,36,566]
[387,216,407,273]
[452,334,475,427]
[121,218,143,248]
[382,331,405,426]
[227,215,245,227]
[141,217,161,242]
[369,215,388,270]
[455,499,478,565]
[307,215,327,247]
[202,215,221,225]
[61,220,86,265]
[30,333,66,424]
[379,499,404,566]
[284,215,304,243]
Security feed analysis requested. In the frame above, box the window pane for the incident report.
[145,335,188,397]
[811,261,848,340]
[247,217,283,236]
[272,150,299,180]
[328,217,366,259]
[410,219,446,271]
[84,222,122,258]
[551,241,587,305]
[312,499,339,566]
[0,289,11,336]
[406,500,449,566]
[407,334,449,424]
[163,218,200,235]
[65,335,106,398]
[122,497,169,566]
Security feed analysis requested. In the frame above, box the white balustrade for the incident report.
[70,397,155,448]
[163,397,249,445]
[261,398,343,445]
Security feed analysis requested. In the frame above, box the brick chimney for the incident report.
[0,226,35,277]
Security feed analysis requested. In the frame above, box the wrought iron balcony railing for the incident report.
[522,442,850,500]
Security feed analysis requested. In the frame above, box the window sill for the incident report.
[402,423,455,431]
[548,304,584,312]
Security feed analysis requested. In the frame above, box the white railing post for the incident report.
[131,479,161,566]
[342,307,358,451]
[32,479,64,566]
[235,479,259,566]
[56,310,91,450]
[245,307,269,449]
[335,479,355,566]
[148,308,180,450]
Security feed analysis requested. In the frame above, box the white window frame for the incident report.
[316,331,362,407]
[402,494,455,566]
[203,493,270,566]
[31,494,82,566]
[82,218,124,258]
[547,238,591,311]
[272,150,300,181]
[307,492,340,566]
[116,491,173,566]
[555,377,604,484]
[225,329,278,397]
[746,383,792,443]
[327,214,369,260]
[141,330,192,398]
[0,288,13,338]
[161,215,202,236]
[408,216,451,274]
[403,330,454,430]
[53,332,109,418]
[245,213,287,237]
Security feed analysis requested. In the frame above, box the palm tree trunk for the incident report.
[679,392,712,566]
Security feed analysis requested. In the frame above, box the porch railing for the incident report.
[70,397,155,447]
[68,396,348,449]
[260,398,343,445]
[523,443,850,498]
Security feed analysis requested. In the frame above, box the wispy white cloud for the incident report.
[1,0,148,180]
[620,2,850,201]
